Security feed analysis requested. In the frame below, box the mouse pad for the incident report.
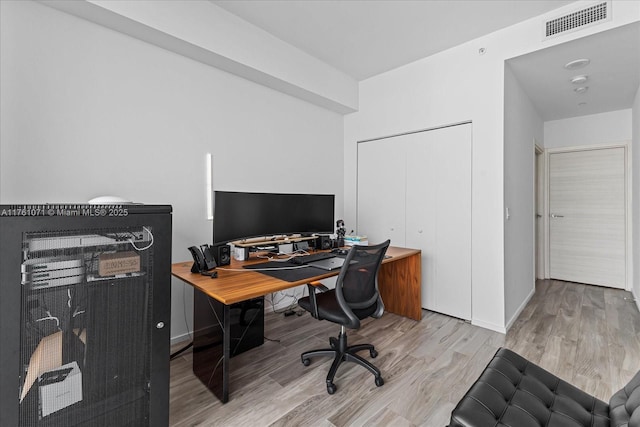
[243,261,327,282]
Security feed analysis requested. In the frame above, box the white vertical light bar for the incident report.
[206,153,213,220]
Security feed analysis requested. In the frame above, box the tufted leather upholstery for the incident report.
[610,370,640,427]
[449,348,640,427]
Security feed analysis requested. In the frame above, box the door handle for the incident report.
[550,214,564,218]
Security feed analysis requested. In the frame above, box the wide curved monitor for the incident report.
[212,191,334,244]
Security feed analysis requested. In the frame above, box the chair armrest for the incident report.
[305,283,321,319]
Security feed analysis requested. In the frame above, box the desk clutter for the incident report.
[344,234,368,246]
[228,234,341,261]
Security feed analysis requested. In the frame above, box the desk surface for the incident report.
[171,246,420,305]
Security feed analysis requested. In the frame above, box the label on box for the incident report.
[98,251,140,276]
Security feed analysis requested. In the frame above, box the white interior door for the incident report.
[548,147,626,288]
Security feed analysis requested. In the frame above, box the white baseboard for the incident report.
[471,286,535,335]
[471,318,506,334]
[171,332,192,346]
[505,286,536,332]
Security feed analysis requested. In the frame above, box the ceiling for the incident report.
[507,22,640,121]
[212,0,574,80]
[213,0,639,121]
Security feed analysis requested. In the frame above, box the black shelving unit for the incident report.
[0,204,172,427]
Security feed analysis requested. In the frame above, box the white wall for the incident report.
[0,1,344,343]
[344,0,640,333]
[544,110,632,148]
[503,64,543,328]
[40,0,358,114]
[345,38,507,332]
[633,86,640,309]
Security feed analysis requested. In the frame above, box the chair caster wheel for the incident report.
[302,357,310,366]
[375,376,384,387]
[327,383,336,394]
[370,349,378,358]
[329,337,338,349]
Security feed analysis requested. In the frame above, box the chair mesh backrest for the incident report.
[337,240,389,310]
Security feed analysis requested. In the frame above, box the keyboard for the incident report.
[299,252,335,263]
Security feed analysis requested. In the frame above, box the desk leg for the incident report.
[378,253,422,321]
[192,290,265,403]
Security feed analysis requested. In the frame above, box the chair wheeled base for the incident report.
[301,325,384,395]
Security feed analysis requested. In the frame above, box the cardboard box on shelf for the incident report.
[20,331,62,402]
[20,330,86,403]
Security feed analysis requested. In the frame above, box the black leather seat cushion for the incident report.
[449,348,610,427]
[298,289,377,325]
[609,370,640,427]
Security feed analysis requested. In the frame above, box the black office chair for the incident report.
[298,239,390,395]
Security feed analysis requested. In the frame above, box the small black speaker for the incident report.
[213,244,231,266]
[316,235,332,250]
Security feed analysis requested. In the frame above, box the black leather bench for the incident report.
[449,347,640,427]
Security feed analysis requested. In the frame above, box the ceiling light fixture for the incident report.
[570,75,589,84]
[564,58,590,70]
[578,102,587,107]
[574,86,589,94]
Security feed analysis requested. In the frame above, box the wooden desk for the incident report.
[171,246,421,403]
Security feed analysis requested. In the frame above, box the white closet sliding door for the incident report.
[406,125,472,319]
[357,139,406,245]
[357,123,472,320]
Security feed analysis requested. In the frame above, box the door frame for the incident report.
[543,141,632,290]
[534,143,544,280]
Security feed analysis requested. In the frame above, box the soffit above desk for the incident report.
[38,0,358,115]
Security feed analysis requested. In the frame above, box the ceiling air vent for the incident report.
[544,1,611,39]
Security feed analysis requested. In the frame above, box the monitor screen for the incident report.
[213,191,335,244]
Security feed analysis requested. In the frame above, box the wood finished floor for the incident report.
[169,280,640,426]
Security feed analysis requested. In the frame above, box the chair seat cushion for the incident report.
[298,289,377,325]
[449,348,610,427]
